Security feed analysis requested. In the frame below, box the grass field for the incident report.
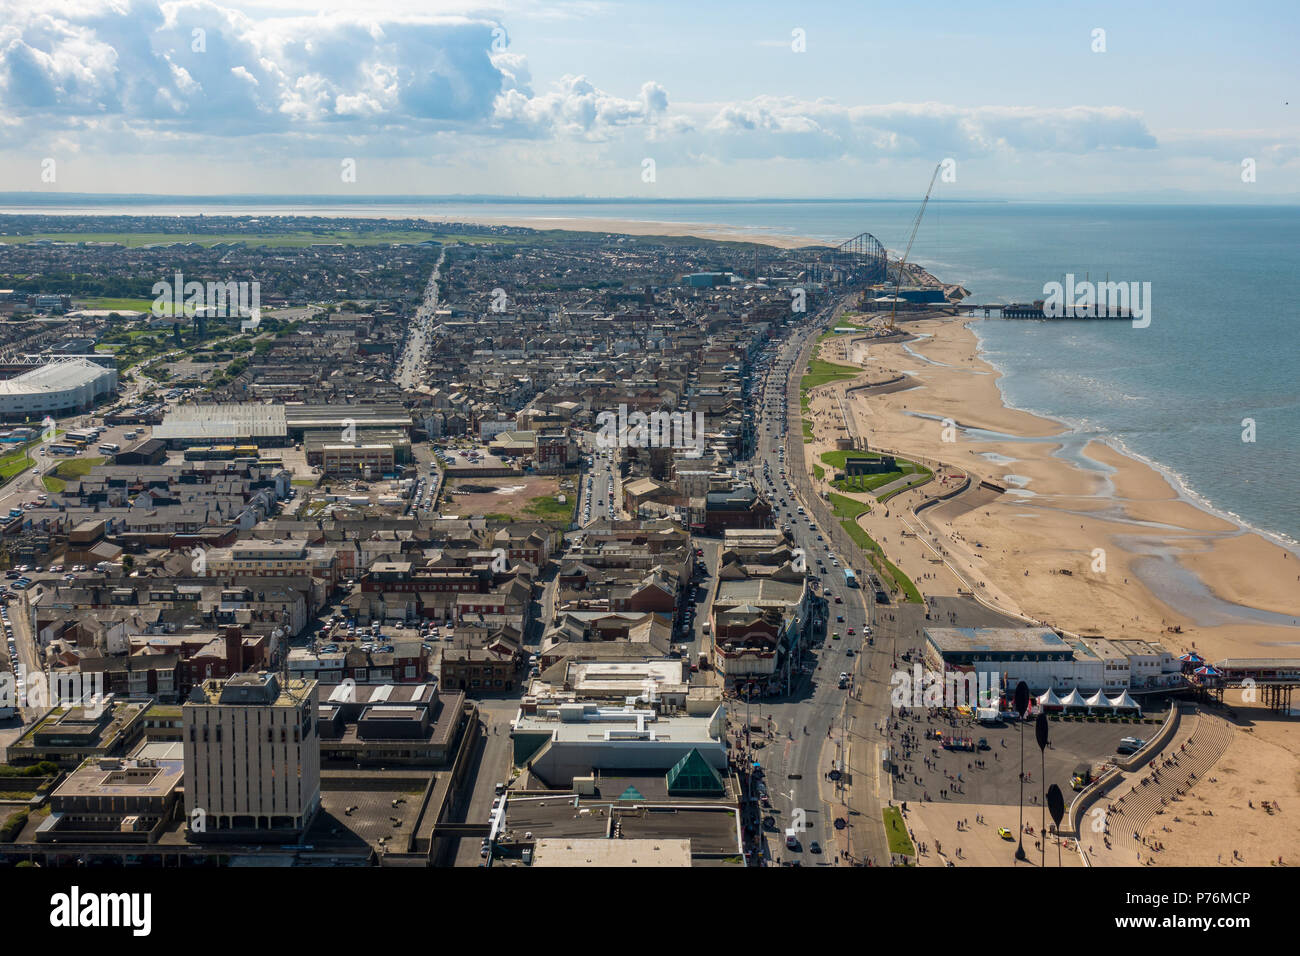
[821,449,932,498]
[445,475,569,525]
[76,297,158,313]
[522,495,575,523]
[0,448,34,482]
[800,356,860,391]
[42,456,105,493]
[827,491,922,603]
[5,230,478,249]
[883,807,916,859]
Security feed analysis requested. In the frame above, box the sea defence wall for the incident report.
[1064,704,1184,840]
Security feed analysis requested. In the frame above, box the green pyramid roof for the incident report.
[666,748,725,796]
[618,785,645,801]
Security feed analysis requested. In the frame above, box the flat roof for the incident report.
[925,627,1067,655]
[532,838,691,867]
[513,705,722,745]
[154,403,287,440]
[54,757,184,798]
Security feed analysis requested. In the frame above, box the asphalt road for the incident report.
[735,299,886,866]
[394,249,445,390]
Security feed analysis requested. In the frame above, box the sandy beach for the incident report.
[426,214,831,250]
[801,310,1300,864]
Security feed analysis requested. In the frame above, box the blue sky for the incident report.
[0,0,1295,198]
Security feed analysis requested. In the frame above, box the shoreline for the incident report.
[964,318,1300,557]
[823,312,1300,661]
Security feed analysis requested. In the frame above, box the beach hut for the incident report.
[1059,688,1088,711]
[1108,690,1141,714]
[1037,687,1064,712]
[1084,689,1114,713]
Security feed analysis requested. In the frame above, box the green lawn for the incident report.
[4,229,525,249]
[0,449,33,482]
[883,807,916,859]
[827,491,869,521]
[820,449,932,498]
[800,357,860,391]
[78,297,158,313]
[42,456,106,493]
[827,492,923,603]
[523,495,575,525]
[53,457,104,479]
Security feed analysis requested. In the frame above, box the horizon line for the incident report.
[0,192,1297,207]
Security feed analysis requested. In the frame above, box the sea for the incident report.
[3,196,1298,550]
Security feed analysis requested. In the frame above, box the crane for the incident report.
[886,161,943,330]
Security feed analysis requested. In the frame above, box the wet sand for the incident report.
[800,312,1300,866]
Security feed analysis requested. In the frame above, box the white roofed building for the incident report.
[0,358,118,417]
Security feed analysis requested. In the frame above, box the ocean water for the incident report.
[5,197,1298,546]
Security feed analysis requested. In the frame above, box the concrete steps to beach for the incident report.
[1091,710,1234,865]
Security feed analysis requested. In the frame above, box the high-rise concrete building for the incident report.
[182,672,320,837]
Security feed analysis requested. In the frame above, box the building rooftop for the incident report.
[531,838,691,867]
[189,672,315,706]
[54,755,183,799]
[0,357,112,394]
[925,627,1068,655]
[154,403,288,440]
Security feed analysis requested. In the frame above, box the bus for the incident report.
[49,443,78,456]
[98,443,121,455]
[184,445,237,461]
[843,568,858,588]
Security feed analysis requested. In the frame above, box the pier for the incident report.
[964,303,1134,319]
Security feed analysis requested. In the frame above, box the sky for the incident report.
[0,0,1296,199]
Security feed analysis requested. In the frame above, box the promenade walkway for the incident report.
[1086,710,1234,867]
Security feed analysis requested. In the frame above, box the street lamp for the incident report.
[1035,710,1049,869]
[1014,681,1029,863]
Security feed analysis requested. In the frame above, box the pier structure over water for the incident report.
[1198,659,1300,714]
[964,303,1134,319]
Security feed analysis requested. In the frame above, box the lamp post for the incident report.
[1047,784,1065,867]
[1014,681,1029,863]
[1035,710,1049,869]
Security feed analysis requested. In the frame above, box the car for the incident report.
[847,627,855,635]
[998,827,1014,841]
[809,841,822,854]
[836,615,845,623]
[785,834,800,851]
[1117,737,1146,755]
[831,632,840,641]
[834,596,843,604]
[977,738,990,751]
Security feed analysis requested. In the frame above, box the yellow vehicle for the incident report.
[998,827,1013,841]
